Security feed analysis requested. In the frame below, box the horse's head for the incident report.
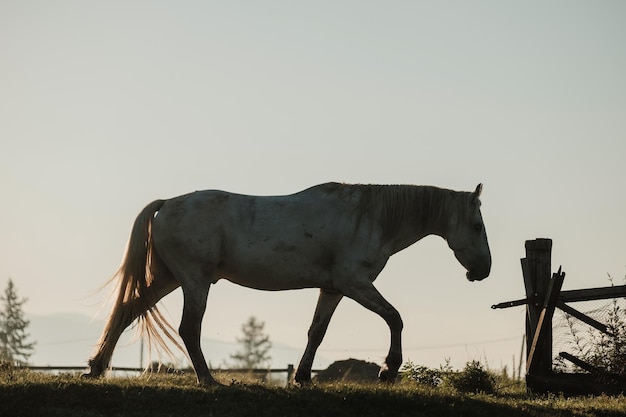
[446,184,491,282]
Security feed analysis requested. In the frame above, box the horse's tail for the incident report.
[92,199,183,372]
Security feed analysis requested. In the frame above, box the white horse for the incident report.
[84,182,491,385]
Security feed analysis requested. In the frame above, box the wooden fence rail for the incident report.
[21,365,319,385]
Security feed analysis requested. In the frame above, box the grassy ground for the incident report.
[2,369,626,417]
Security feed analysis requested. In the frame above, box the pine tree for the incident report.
[230,316,272,369]
[0,279,35,365]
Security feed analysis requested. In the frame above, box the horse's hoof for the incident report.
[294,378,313,387]
[198,377,224,388]
[81,371,101,379]
[378,367,397,383]
[294,371,312,386]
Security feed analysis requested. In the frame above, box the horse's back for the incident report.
[150,184,380,291]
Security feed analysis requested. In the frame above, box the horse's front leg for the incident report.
[341,281,403,383]
[295,290,343,384]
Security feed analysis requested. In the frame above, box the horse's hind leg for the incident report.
[179,282,218,386]
[85,273,179,378]
[295,290,343,384]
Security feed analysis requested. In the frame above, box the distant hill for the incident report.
[26,313,330,371]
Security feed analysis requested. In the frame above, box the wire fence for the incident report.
[552,296,626,373]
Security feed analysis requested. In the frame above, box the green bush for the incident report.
[446,360,496,394]
[400,360,444,387]
[402,360,496,394]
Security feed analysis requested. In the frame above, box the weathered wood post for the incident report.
[287,364,294,385]
[522,239,553,382]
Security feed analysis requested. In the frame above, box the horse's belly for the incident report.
[216,260,333,291]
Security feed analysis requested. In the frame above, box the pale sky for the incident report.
[1,1,625,371]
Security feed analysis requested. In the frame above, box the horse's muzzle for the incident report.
[466,269,490,282]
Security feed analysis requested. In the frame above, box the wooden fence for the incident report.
[23,364,317,386]
[493,238,626,394]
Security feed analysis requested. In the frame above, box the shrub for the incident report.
[402,359,496,394]
[400,360,444,387]
[447,360,496,394]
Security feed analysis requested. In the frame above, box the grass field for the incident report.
[2,369,626,417]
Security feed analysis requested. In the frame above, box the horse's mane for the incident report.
[326,183,465,238]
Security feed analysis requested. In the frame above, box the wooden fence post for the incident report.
[522,238,553,380]
[527,267,565,374]
[287,364,294,385]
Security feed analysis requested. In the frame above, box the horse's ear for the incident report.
[472,183,483,203]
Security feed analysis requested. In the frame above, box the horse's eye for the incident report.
[474,223,483,232]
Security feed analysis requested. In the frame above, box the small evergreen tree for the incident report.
[230,316,272,369]
[0,279,35,365]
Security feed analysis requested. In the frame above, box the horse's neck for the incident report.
[385,186,458,254]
